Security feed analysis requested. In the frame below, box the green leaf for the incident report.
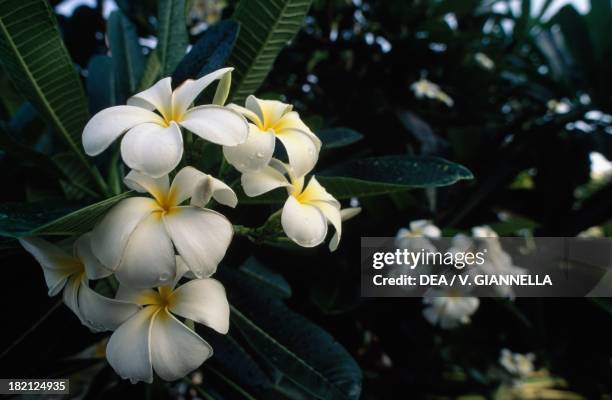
[107,11,145,102]
[157,0,188,77]
[228,0,313,103]
[239,156,473,204]
[318,128,363,150]
[172,20,239,86]
[138,51,161,91]
[239,257,292,299]
[53,152,100,200]
[86,55,118,113]
[0,0,106,194]
[220,268,362,400]
[0,192,133,238]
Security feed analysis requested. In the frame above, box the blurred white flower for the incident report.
[395,219,441,252]
[451,226,525,298]
[499,349,536,378]
[82,68,248,178]
[411,78,454,107]
[475,52,495,70]
[223,95,322,177]
[546,99,571,114]
[241,159,358,250]
[19,234,139,332]
[106,261,229,383]
[589,151,612,182]
[422,288,479,329]
[91,167,236,287]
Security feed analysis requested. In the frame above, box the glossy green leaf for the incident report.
[318,128,363,150]
[239,257,292,299]
[0,0,106,194]
[86,55,118,113]
[107,11,145,102]
[239,156,473,204]
[221,268,362,400]
[172,20,239,86]
[228,0,313,103]
[138,51,161,91]
[157,0,188,77]
[0,192,133,238]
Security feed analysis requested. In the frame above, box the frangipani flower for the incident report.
[411,78,454,107]
[91,166,236,288]
[422,288,479,329]
[241,159,357,251]
[106,262,229,383]
[19,234,139,332]
[223,96,321,177]
[82,68,249,178]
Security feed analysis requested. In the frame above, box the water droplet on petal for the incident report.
[159,272,170,282]
[256,151,265,158]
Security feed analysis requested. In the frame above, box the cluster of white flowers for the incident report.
[19,68,357,383]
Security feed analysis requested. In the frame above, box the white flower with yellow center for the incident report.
[241,159,358,251]
[19,234,139,332]
[411,78,454,107]
[91,166,237,288]
[82,68,249,178]
[422,288,479,329]
[395,219,441,253]
[223,96,322,177]
[106,261,229,383]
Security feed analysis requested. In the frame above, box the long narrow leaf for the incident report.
[157,0,188,77]
[0,0,106,194]
[228,0,312,103]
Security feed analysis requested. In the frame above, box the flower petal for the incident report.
[172,67,233,117]
[227,103,261,126]
[311,201,342,251]
[170,278,230,334]
[340,207,361,221]
[115,212,176,288]
[116,285,160,306]
[150,309,213,381]
[246,95,291,124]
[163,207,233,278]
[121,121,183,178]
[106,306,156,383]
[82,106,165,156]
[241,165,290,197]
[299,176,339,207]
[167,166,206,206]
[223,124,275,172]
[127,77,173,119]
[19,237,81,296]
[281,196,328,247]
[124,170,170,204]
[91,197,157,271]
[275,128,319,177]
[78,278,140,332]
[191,174,238,208]
[179,105,248,146]
[62,274,83,322]
[74,233,110,280]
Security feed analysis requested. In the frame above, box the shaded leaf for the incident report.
[228,0,313,103]
[157,0,188,77]
[172,20,239,87]
[107,11,145,102]
[0,192,133,238]
[0,0,105,194]
[318,128,363,150]
[239,257,292,299]
[86,55,117,113]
